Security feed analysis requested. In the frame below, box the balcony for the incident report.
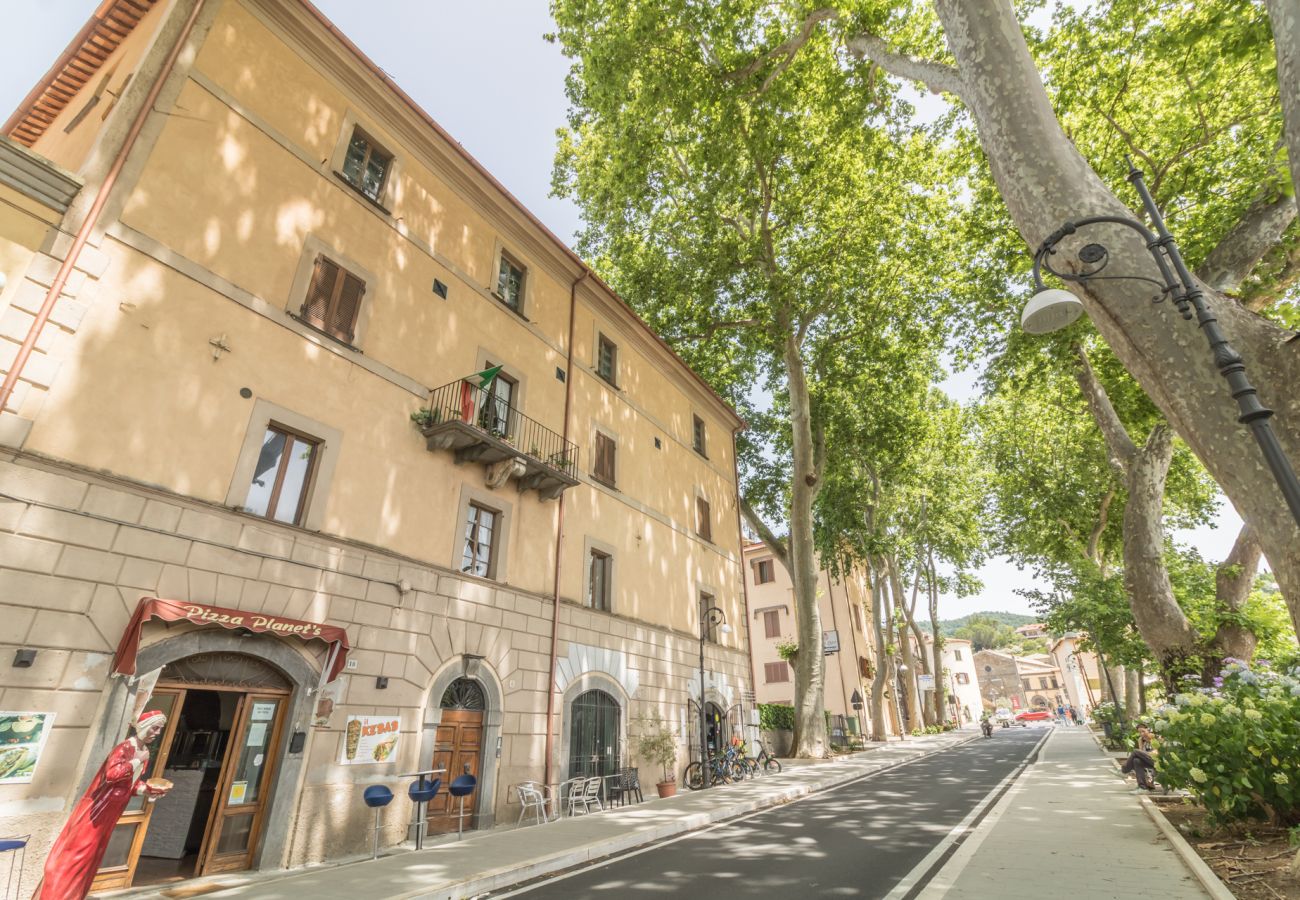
[415,378,580,500]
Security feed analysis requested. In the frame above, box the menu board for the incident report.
[339,715,401,766]
[0,711,56,784]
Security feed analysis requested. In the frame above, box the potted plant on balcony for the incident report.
[636,716,680,798]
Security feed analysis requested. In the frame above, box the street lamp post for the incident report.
[1021,160,1300,529]
[698,606,731,789]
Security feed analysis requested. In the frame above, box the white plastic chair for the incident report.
[515,781,553,826]
[578,775,604,814]
[559,777,586,817]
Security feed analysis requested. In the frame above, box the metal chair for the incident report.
[577,775,604,814]
[515,780,553,826]
[558,776,586,817]
[0,835,28,900]
[407,777,441,849]
[362,785,394,860]
[448,771,477,839]
[621,768,644,805]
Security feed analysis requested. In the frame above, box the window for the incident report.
[245,424,320,526]
[764,661,790,683]
[1050,677,1059,689]
[956,672,970,685]
[700,591,718,643]
[954,649,963,661]
[339,128,391,203]
[1039,677,1049,689]
[692,414,707,456]
[588,549,611,612]
[300,255,366,344]
[851,604,863,632]
[763,610,780,639]
[496,251,525,311]
[859,656,874,679]
[593,432,616,486]
[754,558,775,584]
[461,502,499,578]
[696,496,712,542]
[477,366,516,438]
[596,334,617,385]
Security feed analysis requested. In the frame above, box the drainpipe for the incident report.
[543,268,586,790]
[0,0,209,415]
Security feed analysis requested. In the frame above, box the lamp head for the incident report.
[1021,288,1084,335]
[720,623,733,635]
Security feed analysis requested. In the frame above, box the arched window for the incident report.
[567,689,620,779]
[440,678,486,710]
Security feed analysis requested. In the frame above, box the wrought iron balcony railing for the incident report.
[415,378,579,500]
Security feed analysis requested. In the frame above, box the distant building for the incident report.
[1049,633,1103,716]
[920,634,981,724]
[973,649,1069,712]
[1015,622,1050,640]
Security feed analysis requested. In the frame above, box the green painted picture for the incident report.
[0,711,56,784]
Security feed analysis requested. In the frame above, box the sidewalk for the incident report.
[919,727,1207,899]
[122,730,975,900]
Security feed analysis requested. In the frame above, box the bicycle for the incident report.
[683,752,733,790]
[753,740,782,774]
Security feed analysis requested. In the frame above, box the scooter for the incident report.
[981,719,994,738]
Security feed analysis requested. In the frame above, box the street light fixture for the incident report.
[1023,159,1300,529]
[698,606,731,789]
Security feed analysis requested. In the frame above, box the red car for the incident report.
[1015,709,1052,722]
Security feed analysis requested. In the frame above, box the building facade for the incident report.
[1048,633,1102,717]
[972,649,1068,713]
[920,636,980,725]
[743,543,877,741]
[0,0,751,892]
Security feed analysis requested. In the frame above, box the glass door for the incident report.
[198,693,287,875]
[91,688,185,892]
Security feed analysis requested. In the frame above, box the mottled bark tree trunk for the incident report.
[927,551,946,726]
[1212,525,1264,663]
[783,332,828,757]
[1265,0,1300,204]
[888,556,925,729]
[924,0,1300,627]
[868,560,891,740]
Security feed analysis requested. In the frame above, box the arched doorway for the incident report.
[567,689,620,780]
[427,677,485,834]
[94,652,292,891]
[704,702,726,754]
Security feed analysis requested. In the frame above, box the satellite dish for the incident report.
[1021,288,1084,335]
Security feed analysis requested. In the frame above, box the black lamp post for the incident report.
[698,606,730,789]
[1021,160,1300,530]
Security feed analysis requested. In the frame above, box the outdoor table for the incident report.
[399,768,446,849]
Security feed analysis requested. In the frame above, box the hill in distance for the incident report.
[920,611,1038,637]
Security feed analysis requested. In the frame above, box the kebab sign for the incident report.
[340,715,401,765]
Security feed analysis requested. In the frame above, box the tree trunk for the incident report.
[1265,0,1300,203]
[1212,524,1264,663]
[927,552,946,725]
[931,0,1300,627]
[888,556,925,730]
[904,568,937,726]
[1120,425,1203,672]
[782,331,828,758]
[868,560,890,740]
[1125,668,1141,717]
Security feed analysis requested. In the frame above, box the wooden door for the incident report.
[197,693,287,875]
[91,688,186,892]
[426,709,483,834]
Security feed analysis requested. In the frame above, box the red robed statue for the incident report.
[33,710,173,900]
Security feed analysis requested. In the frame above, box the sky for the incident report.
[2,2,1250,621]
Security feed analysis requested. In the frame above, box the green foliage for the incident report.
[1154,661,1300,826]
[775,640,799,663]
[952,613,1020,651]
[758,703,796,732]
[922,611,1037,636]
[635,716,680,783]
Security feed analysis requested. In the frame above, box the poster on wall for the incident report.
[0,711,56,784]
[339,715,401,765]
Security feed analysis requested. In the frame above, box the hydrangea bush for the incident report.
[1153,660,1300,825]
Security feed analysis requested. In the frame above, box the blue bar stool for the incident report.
[1,835,28,900]
[363,785,394,859]
[448,771,477,840]
[407,777,441,850]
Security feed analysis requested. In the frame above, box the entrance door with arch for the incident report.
[427,678,485,834]
[92,652,290,891]
[567,689,620,781]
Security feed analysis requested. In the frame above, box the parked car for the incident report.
[1015,709,1052,722]
[992,708,1015,727]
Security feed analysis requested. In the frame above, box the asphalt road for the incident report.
[493,727,1047,899]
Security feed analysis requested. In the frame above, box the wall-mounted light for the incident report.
[375,676,389,690]
[13,649,37,668]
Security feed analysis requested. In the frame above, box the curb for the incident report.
[1139,796,1236,900]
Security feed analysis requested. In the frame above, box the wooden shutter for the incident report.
[330,271,365,342]
[594,433,615,484]
[697,497,711,541]
[763,610,780,639]
[301,255,338,328]
[764,662,788,683]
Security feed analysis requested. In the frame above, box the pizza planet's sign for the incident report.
[180,604,325,638]
[113,597,352,683]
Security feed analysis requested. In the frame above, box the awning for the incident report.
[113,597,351,683]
